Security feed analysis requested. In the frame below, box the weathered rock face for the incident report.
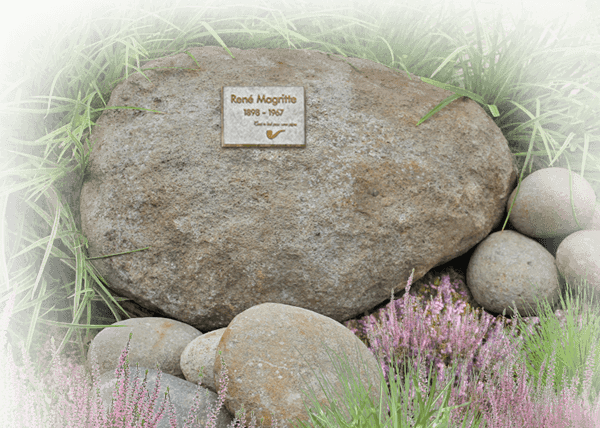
[80,46,518,332]
[213,303,389,428]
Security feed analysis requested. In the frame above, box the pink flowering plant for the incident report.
[1,292,286,428]
[2,1,600,427]
[340,268,600,427]
[3,267,600,427]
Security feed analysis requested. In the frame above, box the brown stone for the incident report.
[80,46,518,332]
[214,303,389,428]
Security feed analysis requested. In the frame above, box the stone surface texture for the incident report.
[85,317,200,381]
[556,230,600,305]
[467,230,562,317]
[213,303,390,428]
[79,303,389,428]
[507,167,597,238]
[80,46,519,332]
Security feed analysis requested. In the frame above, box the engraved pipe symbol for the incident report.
[266,130,285,139]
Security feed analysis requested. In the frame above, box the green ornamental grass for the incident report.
[1,0,600,427]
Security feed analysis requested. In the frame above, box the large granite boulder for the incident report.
[80,46,518,332]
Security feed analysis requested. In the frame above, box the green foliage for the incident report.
[2,0,600,426]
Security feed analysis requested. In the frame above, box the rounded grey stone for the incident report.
[556,230,600,308]
[467,230,561,317]
[507,167,596,238]
[86,366,233,428]
[86,317,201,380]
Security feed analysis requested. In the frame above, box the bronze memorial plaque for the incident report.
[221,86,305,147]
